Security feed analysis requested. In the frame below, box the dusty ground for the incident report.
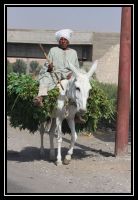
[6,119,132,195]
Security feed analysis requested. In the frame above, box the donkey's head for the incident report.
[68,60,98,113]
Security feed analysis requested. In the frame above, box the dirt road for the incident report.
[6,120,132,195]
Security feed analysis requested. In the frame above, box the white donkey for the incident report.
[39,60,98,165]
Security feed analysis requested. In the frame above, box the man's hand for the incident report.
[67,72,72,80]
[47,63,53,72]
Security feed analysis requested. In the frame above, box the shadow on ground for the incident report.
[7,136,114,163]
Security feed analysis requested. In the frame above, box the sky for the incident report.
[7,6,122,33]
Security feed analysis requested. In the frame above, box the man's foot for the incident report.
[75,114,86,124]
[33,96,44,107]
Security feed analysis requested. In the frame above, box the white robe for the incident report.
[38,46,79,96]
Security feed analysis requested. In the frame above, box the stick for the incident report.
[39,44,64,90]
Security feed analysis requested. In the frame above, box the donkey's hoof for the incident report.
[63,155,71,165]
[55,161,62,166]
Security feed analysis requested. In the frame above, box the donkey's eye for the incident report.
[76,87,80,91]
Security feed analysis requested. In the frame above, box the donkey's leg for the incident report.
[49,118,56,161]
[40,123,45,157]
[63,118,77,164]
[55,117,63,166]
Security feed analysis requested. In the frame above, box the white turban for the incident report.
[55,29,73,42]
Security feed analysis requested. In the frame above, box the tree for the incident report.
[12,59,27,74]
[29,60,41,77]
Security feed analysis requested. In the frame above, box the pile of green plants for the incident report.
[76,80,116,132]
[7,73,60,133]
[7,73,115,133]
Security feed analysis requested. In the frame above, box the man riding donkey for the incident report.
[34,29,85,123]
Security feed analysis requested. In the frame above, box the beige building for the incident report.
[7,29,120,84]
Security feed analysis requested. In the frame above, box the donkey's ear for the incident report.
[87,60,98,79]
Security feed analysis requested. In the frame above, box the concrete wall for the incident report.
[7,29,93,45]
[7,29,120,61]
[92,32,120,60]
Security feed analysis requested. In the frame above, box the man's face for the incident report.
[59,37,69,49]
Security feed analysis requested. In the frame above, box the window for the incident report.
[70,45,92,62]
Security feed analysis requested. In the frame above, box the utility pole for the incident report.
[115,7,131,156]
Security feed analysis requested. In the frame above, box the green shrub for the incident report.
[95,82,117,130]
[96,82,117,104]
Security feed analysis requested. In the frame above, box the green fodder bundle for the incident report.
[7,73,115,134]
[7,73,60,133]
[76,80,116,132]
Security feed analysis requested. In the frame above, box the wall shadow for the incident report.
[92,130,131,143]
